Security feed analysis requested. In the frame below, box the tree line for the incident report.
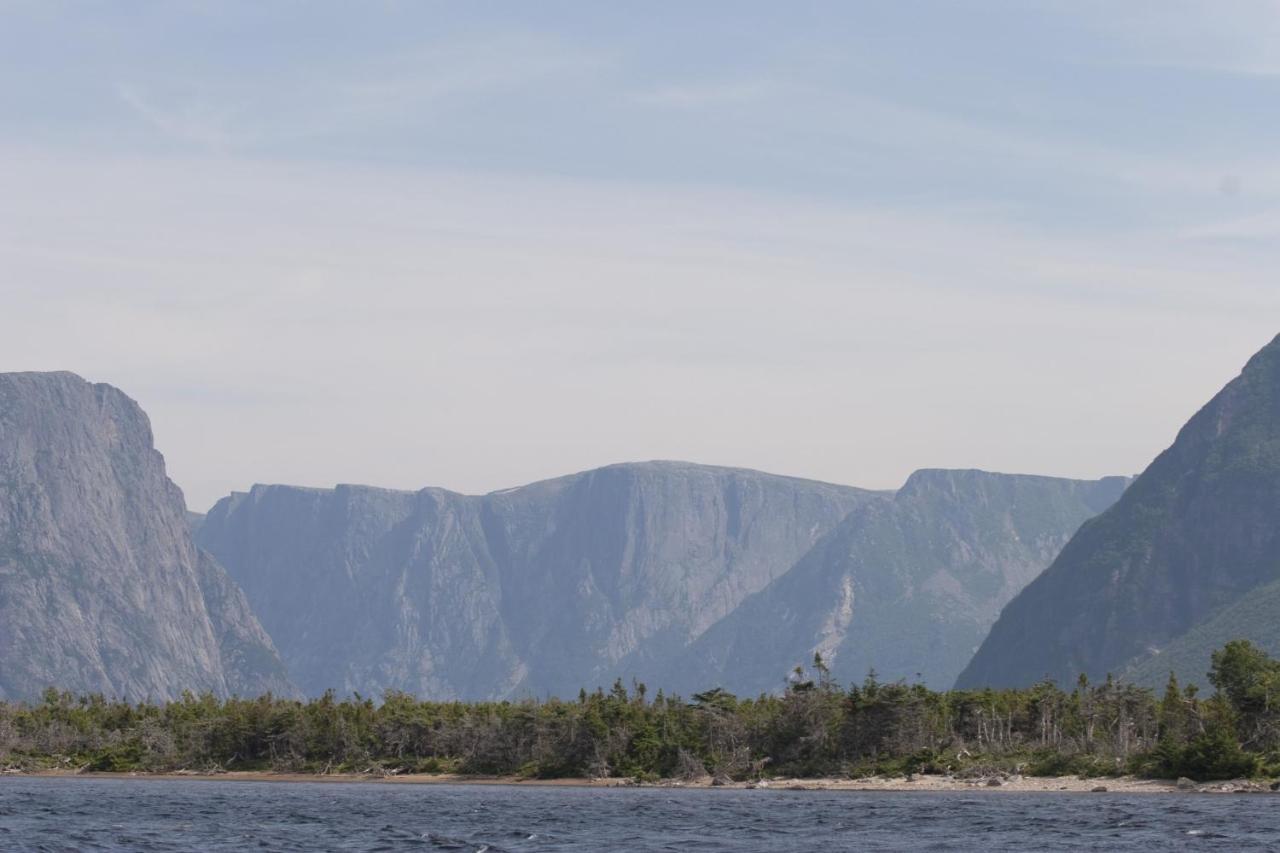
[3,641,1278,782]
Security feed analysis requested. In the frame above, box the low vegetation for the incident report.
[4,642,1279,783]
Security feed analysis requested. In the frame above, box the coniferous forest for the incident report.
[4,642,1279,784]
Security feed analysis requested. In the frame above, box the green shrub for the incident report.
[87,743,143,772]
[1025,751,1118,778]
[1148,729,1258,781]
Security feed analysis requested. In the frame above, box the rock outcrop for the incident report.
[0,372,294,701]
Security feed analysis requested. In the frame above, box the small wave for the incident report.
[422,832,507,852]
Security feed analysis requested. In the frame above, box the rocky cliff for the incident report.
[199,462,1126,699]
[958,334,1280,689]
[196,463,880,699]
[676,469,1129,692]
[0,372,294,700]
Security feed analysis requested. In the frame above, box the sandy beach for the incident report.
[8,769,1272,794]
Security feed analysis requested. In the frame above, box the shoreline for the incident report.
[4,769,1269,794]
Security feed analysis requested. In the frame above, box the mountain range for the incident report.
[0,371,1127,701]
[7,333,1280,702]
[193,465,873,699]
[193,465,1123,698]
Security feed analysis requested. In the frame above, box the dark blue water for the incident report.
[0,777,1275,851]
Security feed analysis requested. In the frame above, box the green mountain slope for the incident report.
[958,333,1280,689]
[1123,578,1280,689]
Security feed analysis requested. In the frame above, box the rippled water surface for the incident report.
[1,777,1277,851]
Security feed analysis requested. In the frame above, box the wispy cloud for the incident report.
[1181,209,1280,240]
[2,148,1277,508]
[115,84,246,151]
[1058,0,1280,76]
[4,2,1279,509]
[336,33,607,106]
[113,31,608,152]
[633,79,780,108]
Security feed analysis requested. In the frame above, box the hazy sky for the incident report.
[3,1,1280,510]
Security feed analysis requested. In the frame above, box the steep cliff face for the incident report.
[489,463,878,698]
[0,372,293,701]
[197,463,879,699]
[958,335,1280,689]
[677,470,1129,693]
[199,461,1128,699]
[198,484,522,700]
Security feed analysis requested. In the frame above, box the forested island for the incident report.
[3,642,1278,787]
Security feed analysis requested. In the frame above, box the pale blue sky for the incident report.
[3,1,1280,509]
